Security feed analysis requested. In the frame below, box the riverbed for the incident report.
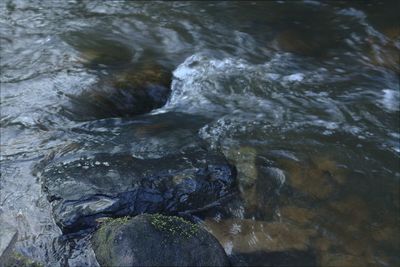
[1,1,399,266]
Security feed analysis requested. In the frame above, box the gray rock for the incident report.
[92,214,229,266]
[0,222,18,266]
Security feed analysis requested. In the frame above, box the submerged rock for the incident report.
[92,214,229,267]
[224,146,283,219]
[63,31,134,68]
[64,64,172,121]
[37,147,236,233]
[203,218,317,266]
[203,218,317,254]
[277,156,347,200]
[270,28,340,57]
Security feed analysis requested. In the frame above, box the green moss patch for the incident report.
[7,252,43,267]
[149,214,199,239]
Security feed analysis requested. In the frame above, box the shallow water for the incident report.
[0,1,399,266]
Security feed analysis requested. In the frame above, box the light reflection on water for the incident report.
[0,0,399,266]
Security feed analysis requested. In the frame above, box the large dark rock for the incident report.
[37,145,236,233]
[91,214,229,267]
[63,64,172,121]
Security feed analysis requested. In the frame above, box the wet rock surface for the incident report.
[37,145,236,232]
[0,222,18,266]
[2,252,43,267]
[91,214,229,267]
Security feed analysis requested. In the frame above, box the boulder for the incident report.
[37,145,236,233]
[64,64,172,121]
[91,214,229,266]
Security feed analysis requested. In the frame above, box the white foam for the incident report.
[381,89,399,112]
[283,73,305,82]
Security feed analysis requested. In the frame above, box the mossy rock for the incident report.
[92,214,229,266]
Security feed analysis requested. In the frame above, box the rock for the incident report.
[0,222,18,265]
[37,146,236,233]
[64,64,172,121]
[279,205,315,226]
[224,146,282,218]
[319,253,368,267]
[328,196,369,226]
[203,218,317,254]
[91,214,229,267]
[224,146,258,211]
[278,157,344,200]
[368,43,400,74]
[63,31,134,68]
[225,146,258,190]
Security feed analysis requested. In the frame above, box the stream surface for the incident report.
[0,1,399,266]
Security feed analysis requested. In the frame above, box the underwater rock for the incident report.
[224,146,282,218]
[92,214,229,267]
[278,156,348,200]
[319,253,368,267]
[64,64,172,121]
[270,28,339,57]
[224,146,258,211]
[63,31,134,68]
[230,250,317,267]
[280,205,316,226]
[203,218,317,254]
[37,147,236,233]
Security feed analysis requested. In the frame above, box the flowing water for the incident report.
[0,1,399,266]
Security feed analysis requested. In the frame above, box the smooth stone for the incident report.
[92,214,229,267]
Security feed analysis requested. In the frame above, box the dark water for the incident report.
[0,1,399,266]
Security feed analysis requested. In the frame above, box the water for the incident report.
[0,1,399,266]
